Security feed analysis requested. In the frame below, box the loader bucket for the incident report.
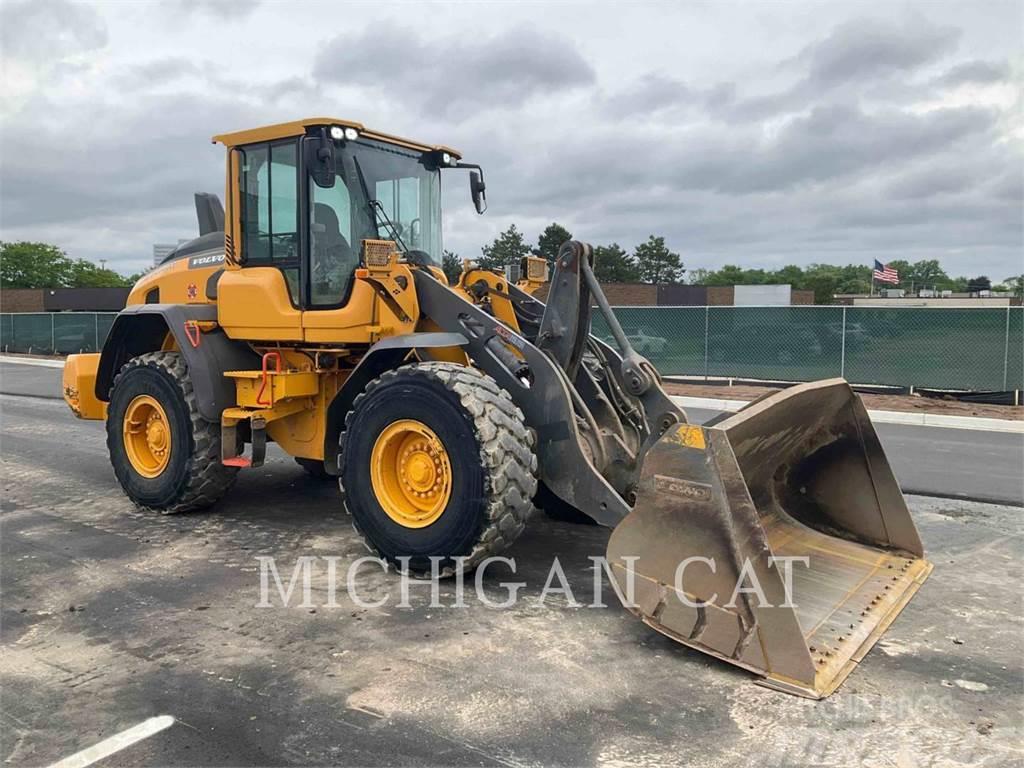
[606,379,932,698]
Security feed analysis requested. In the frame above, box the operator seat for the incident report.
[312,202,356,299]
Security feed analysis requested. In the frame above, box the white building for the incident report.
[153,240,189,266]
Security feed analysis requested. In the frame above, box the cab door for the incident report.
[217,139,304,341]
[300,142,418,344]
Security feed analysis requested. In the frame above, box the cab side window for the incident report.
[241,141,299,303]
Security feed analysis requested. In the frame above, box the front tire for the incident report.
[107,351,237,513]
[340,362,537,577]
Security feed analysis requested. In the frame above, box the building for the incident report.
[153,244,175,266]
[153,240,189,267]
[0,287,131,312]
[531,283,815,306]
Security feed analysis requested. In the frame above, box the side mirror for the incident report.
[470,170,487,214]
[305,132,336,189]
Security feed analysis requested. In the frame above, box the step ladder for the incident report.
[221,351,319,468]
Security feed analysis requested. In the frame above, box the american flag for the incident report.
[873,260,899,284]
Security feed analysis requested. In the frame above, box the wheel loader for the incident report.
[63,117,932,698]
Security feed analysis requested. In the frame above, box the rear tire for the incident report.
[107,351,237,513]
[340,362,537,577]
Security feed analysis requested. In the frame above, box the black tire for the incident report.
[295,457,332,479]
[107,351,237,513]
[340,362,537,577]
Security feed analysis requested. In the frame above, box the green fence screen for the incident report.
[1,312,116,355]
[590,306,1022,391]
[2,308,1021,391]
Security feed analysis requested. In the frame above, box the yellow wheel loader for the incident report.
[63,117,931,698]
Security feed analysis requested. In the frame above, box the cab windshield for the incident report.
[309,137,442,307]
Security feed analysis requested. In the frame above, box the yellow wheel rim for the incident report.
[123,394,172,478]
[370,419,452,528]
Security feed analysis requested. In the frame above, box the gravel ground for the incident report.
[1,393,1022,767]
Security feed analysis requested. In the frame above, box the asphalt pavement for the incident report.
[685,407,1024,507]
[4,360,1019,506]
[1,389,1020,766]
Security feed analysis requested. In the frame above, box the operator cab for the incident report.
[212,118,485,330]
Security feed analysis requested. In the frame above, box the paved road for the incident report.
[685,408,1023,507]
[1,391,1020,766]
[4,361,1019,506]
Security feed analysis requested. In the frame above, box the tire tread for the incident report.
[107,351,236,514]
[339,362,537,576]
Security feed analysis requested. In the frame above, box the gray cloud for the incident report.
[0,5,1019,282]
[0,0,107,63]
[799,17,960,87]
[313,25,595,118]
[689,17,968,123]
[934,59,1012,87]
[174,0,263,19]
[112,58,204,90]
[601,74,694,116]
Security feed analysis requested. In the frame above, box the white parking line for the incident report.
[48,716,175,768]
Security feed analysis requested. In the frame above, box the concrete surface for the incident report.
[4,361,1021,506]
[1,393,1022,767]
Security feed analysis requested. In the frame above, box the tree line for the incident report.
[4,237,1021,305]
[444,223,684,286]
[450,224,1023,303]
[1,242,142,288]
[689,260,1021,303]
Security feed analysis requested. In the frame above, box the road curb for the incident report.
[670,395,1024,434]
[0,355,65,369]
[4,356,1021,434]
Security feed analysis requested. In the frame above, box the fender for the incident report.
[95,304,260,422]
[322,331,468,475]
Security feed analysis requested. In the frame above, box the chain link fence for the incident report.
[592,306,1023,391]
[1,313,117,356]
[1,307,1021,391]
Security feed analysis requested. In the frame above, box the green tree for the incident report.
[687,267,710,285]
[1,241,133,288]
[883,259,912,290]
[536,223,572,266]
[592,243,640,283]
[1,241,74,287]
[441,250,462,284]
[702,265,750,286]
[68,260,132,287]
[801,264,843,304]
[999,275,1024,298]
[967,275,992,293]
[634,235,684,284]
[907,259,949,290]
[834,264,872,295]
[768,265,806,287]
[479,224,531,271]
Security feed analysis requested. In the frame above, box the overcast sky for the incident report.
[1,0,1021,280]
